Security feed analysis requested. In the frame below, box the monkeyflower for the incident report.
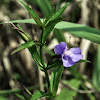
[54,42,83,67]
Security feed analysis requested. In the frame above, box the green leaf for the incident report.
[11,40,42,55]
[43,46,54,56]
[46,3,69,25]
[16,94,25,100]
[11,41,34,55]
[41,3,68,43]
[16,24,31,40]
[2,19,100,44]
[53,29,66,42]
[67,66,83,79]
[0,96,9,100]
[30,90,49,100]
[50,66,59,93]
[42,17,63,43]
[77,59,91,63]
[10,19,36,24]
[11,23,31,42]
[28,46,43,70]
[55,21,100,44]
[52,66,64,97]
[11,40,43,70]
[35,0,52,18]
[47,61,62,70]
[56,79,81,100]
[92,44,100,91]
[19,0,43,28]
[42,25,54,43]
[45,17,64,29]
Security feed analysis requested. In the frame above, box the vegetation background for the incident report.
[0,0,100,100]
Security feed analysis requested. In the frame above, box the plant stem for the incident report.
[44,69,50,90]
[40,31,50,90]
[40,31,45,68]
[0,85,46,95]
[40,45,45,68]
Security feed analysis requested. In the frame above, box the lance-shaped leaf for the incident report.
[6,19,100,44]
[35,0,52,18]
[11,40,43,55]
[45,3,69,25]
[19,0,44,28]
[42,17,63,43]
[56,79,81,100]
[45,17,64,29]
[52,65,64,97]
[11,40,43,69]
[16,94,25,100]
[11,40,35,55]
[42,3,68,43]
[55,21,100,44]
[77,59,91,63]
[28,46,43,70]
[50,66,59,93]
[47,61,61,70]
[50,65,64,97]
[30,90,50,100]
[53,29,66,42]
[92,44,100,91]
[10,19,36,24]
[11,23,30,42]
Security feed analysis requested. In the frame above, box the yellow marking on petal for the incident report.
[65,50,71,56]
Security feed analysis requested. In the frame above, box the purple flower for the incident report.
[54,42,83,67]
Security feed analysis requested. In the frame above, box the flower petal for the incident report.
[70,54,83,62]
[62,55,75,67]
[54,42,67,55]
[69,47,81,54]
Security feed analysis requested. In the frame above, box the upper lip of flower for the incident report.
[54,42,83,67]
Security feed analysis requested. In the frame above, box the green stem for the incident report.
[40,31,50,91]
[0,85,44,95]
[40,46,45,68]
[40,31,45,68]
[44,69,50,90]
